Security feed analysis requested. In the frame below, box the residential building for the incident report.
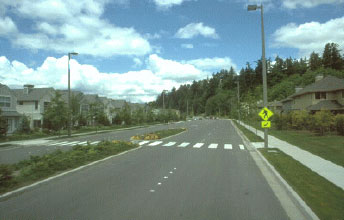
[12,85,55,128]
[281,75,344,114]
[0,83,22,134]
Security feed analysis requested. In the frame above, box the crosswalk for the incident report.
[137,140,246,150]
[48,140,101,147]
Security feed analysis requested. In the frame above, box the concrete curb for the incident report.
[230,119,319,220]
[0,144,143,200]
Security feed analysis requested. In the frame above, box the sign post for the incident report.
[258,107,273,148]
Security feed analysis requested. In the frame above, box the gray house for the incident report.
[281,75,344,114]
[0,83,22,134]
[12,85,55,128]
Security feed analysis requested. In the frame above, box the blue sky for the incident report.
[0,0,343,102]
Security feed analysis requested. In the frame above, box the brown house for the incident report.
[281,75,344,114]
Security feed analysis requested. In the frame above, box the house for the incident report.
[0,83,22,134]
[12,85,55,128]
[99,97,113,123]
[281,75,344,114]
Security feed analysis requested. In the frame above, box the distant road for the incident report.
[0,120,289,219]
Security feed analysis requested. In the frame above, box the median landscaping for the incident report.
[131,128,187,140]
[0,140,138,195]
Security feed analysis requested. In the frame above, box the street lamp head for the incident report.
[69,52,78,56]
[247,4,258,11]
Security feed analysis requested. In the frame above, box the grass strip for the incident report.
[131,128,186,140]
[244,120,344,167]
[234,121,263,142]
[260,148,344,220]
[0,140,138,195]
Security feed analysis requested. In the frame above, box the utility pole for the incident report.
[67,52,78,137]
[236,81,241,125]
[186,99,189,117]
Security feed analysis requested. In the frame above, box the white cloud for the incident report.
[1,54,236,102]
[133,58,143,67]
[153,0,184,9]
[175,22,219,39]
[272,17,344,56]
[281,0,344,9]
[185,57,237,70]
[0,0,152,57]
[0,16,17,36]
[181,44,194,49]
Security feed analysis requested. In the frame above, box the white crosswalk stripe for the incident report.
[139,141,150,146]
[60,141,80,146]
[79,141,88,146]
[178,142,190,147]
[208,143,218,149]
[49,141,68,146]
[193,143,204,148]
[90,141,100,145]
[70,141,82,146]
[163,142,176,147]
[239,144,245,150]
[224,144,232,149]
[148,141,163,146]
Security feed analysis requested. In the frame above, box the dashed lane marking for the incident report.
[90,141,100,145]
[139,141,149,146]
[239,144,245,150]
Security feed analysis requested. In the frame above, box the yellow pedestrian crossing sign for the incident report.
[259,107,274,121]
[261,121,271,128]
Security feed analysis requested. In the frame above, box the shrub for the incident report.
[18,115,31,134]
[335,114,344,136]
[291,110,309,130]
[313,110,334,135]
[0,164,15,188]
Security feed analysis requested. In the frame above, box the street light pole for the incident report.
[248,4,268,148]
[67,52,78,137]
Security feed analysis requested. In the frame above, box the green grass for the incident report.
[0,141,138,194]
[234,121,263,142]
[260,148,344,220]
[244,120,344,167]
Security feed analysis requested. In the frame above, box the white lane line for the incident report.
[157,182,162,185]
[163,142,176,147]
[90,141,100,145]
[60,141,79,146]
[193,143,204,148]
[139,141,150,146]
[150,190,155,192]
[169,171,173,174]
[164,176,168,179]
[70,141,82,146]
[178,142,190,147]
[49,141,68,146]
[239,144,245,150]
[208,143,218,149]
[148,141,163,146]
[48,142,61,146]
[79,141,88,146]
[224,144,232,150]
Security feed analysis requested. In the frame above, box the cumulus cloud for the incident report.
[153,0,185,9]
[181,44,194,49]
[175,23,219,39]
[281,0,344,9]
[0,17,17,36]
[185,57,237,70]
[0,0,152,57]
[272,17,344,56]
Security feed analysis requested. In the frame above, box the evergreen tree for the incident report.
[322,42,344,70]
[309,52,322,70]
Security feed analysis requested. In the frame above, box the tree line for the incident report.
[152,42,344,118]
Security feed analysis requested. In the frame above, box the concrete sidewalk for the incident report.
[239,121,344,191]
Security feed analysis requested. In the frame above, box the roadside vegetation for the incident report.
[260,148,344,220]
[131,128,187,140]
[233,121,263,142]
[0,140,137,194]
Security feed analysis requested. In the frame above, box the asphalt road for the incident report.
[0,119,289,219]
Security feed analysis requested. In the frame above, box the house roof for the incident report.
[56,90,84,103]
[290,76,344,98]
[81,94,98,104]
[1,110,22,117]
[12,87,54,101]
[307,100,344,111]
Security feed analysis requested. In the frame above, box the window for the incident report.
[315,92,326,100]
[35,101,38,110]
[0,96,11,107]
[44,102,50,111]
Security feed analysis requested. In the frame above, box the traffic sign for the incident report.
[261,121,271,128]
[259,107,274,121]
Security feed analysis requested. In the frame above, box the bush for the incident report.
[18,115,31,134]
[291,110,309,130]
[0,164,15,187]
[313,110,334,135]
[335,114,344,136]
